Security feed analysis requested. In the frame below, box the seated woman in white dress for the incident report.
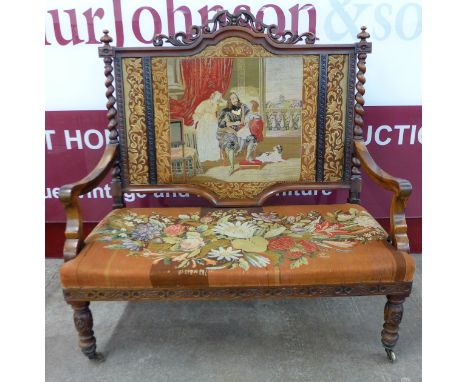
[192,91,224,162]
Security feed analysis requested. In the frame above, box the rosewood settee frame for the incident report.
[59,10,413,363]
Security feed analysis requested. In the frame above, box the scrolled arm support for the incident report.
[59,144,118,261]
[354,140,412,253]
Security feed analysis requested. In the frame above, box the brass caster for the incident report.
[88,352,105,362]
[385,348,397,363]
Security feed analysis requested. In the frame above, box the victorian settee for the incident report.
[59,10,414,363]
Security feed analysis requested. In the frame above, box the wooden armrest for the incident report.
[59,144,118,261]
[354,140,412,253]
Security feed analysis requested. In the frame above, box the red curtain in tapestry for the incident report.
[169,58,233,126]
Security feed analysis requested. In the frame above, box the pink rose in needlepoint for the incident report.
[268,236,296,251]
[298,239,318,253]
[180,237,205,252]
[164,224,186,237]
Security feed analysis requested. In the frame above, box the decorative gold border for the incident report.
[151,58,172,183]
[324,55,348,181]
[300,55,319,181]
[201,182,277,199]
[195,37,274,57]
[123,58,149,185]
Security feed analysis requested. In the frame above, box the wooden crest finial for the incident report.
[100,29,113,45]
[357,26,370,42]
[153,9,316,47]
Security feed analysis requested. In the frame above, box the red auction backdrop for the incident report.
[45,105,421,219]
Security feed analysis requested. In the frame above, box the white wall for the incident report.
[45,0,421,110]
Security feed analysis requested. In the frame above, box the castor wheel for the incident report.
[385,348,397,363]
[87,352,105,362]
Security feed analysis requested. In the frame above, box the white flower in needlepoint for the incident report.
[213,221,257,239]
[354,214,382,229]
[180,237,205,252]
[243,253,270,268]
[208,247,243,262]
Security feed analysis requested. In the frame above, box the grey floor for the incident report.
[46,255,421,382]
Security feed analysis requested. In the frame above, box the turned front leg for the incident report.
[381,295,405,362]
[69,301,104,361]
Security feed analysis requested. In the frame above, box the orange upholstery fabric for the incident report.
[60,204,414,289]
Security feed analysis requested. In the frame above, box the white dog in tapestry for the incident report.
[256,145,285,163]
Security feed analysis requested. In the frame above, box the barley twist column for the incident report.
[348,26,370,204]
[100,30,125,208]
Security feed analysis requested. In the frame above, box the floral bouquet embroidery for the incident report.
[93,208,387,271]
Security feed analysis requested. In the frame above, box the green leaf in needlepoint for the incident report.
[147,242,172,252]
[163,236,181,244]
[188,249,201,258]
[232,236,268,253]
[337,214,354,222]
[290,256,308,269]
[243,252,270,268]
[238,258,250,271]
[199,239,231,257]
[266,251,284,266]
[264,226,286,238]
[104,244,128,249]
[196,224,209,233]
[177,259,190,269]
[163,258,172,265]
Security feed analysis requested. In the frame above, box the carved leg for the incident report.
[69,301,104,362]
[381,295,405,362]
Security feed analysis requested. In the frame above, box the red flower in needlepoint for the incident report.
[298,239,318,253]
[164,224,186,237]
[286,251,303,259]
[315,221,330,232]
[268,236,296,251]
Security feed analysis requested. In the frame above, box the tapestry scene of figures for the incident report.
[166,56,304,183]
